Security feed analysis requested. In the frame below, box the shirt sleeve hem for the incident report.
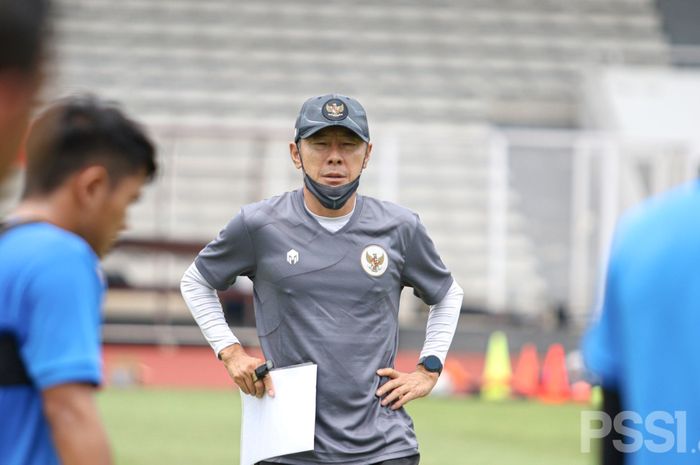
[422,275,454,306]
[33,359,102,390]
[194,258,228,291]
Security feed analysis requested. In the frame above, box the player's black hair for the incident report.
[23,95,158,197]
[0,0,51,73]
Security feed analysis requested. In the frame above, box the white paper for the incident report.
[240,363,317,465]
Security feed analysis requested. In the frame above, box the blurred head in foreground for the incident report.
[19,95,157,256]
[0,0,50,181]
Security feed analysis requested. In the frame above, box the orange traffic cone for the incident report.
[538,343,570,404]
[571,380,592,404]
[443,359,472,395]
[511,343,540,398]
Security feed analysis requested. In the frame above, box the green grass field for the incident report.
[98,389,595,465]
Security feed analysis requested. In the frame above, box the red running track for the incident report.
[102,344,485,391]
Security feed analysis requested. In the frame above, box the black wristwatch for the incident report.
[418,355,443,375]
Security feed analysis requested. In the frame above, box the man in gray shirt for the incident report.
[181,94,463,464]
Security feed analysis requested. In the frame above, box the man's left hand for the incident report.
[375,366,439,410]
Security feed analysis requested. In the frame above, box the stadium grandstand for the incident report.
[2,0,699,352]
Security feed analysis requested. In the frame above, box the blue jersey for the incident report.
[584,181,700,465]
[0,222,104,465]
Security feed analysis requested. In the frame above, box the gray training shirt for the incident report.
[195,188,453,464]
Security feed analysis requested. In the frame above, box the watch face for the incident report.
[422,356,442,372]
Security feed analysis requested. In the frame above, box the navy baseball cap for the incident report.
[294,94,370,143]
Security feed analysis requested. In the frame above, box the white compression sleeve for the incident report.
[180,262,239,356]
[419,280,463,364]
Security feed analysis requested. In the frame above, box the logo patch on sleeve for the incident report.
[287,249,299,265]
[361,245,388,277]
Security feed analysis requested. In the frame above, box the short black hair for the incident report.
[0,0,50,73]
[23,95,158,197]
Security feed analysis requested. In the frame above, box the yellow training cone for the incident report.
[590,385,603,409]
[480,331,512,401]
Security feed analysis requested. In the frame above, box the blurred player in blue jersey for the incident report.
[0,96,157,465]
[584,180,700,465]
[0,0,50,182]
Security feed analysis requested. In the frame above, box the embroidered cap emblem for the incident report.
[361,245,388,277]
[321,99,348,121]
[287,249,299,265]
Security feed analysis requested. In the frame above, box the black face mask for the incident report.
[297,141,366,210]
[303,173,361,210]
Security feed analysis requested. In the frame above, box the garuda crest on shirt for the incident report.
[361,245,388,277]
[366,251,384,272]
